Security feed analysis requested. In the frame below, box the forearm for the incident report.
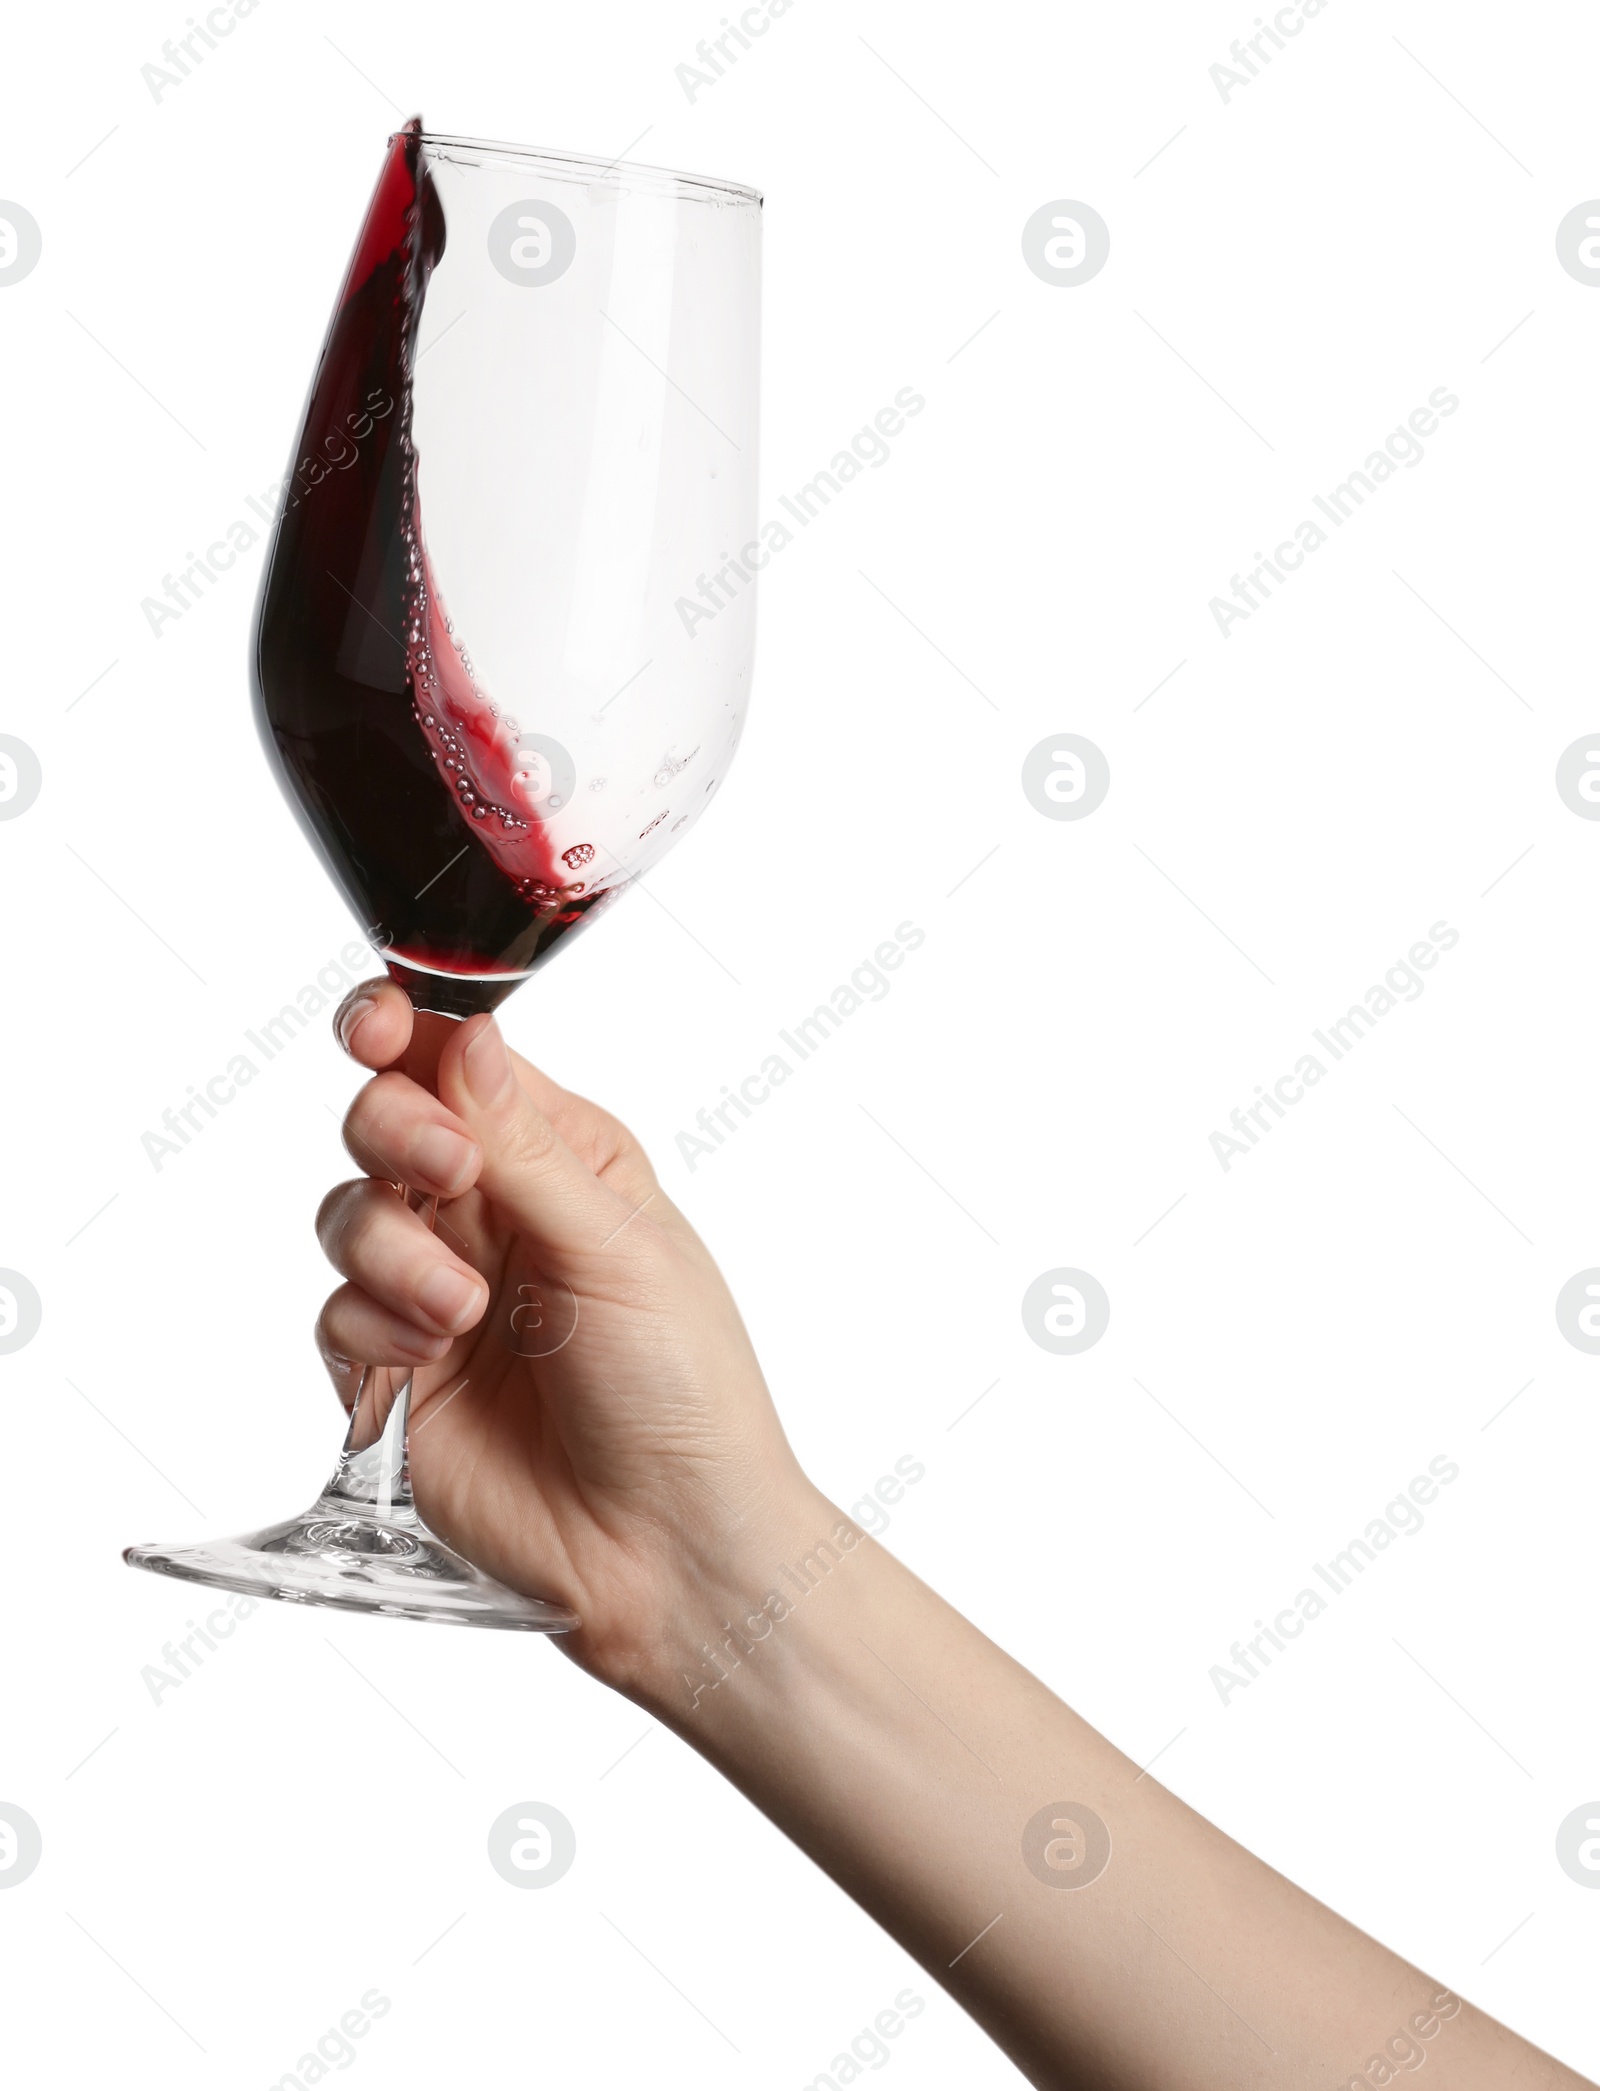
[637,1484,1587,2091]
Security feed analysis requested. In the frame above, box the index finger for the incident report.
[333,978,414,1070]
[335,980,656,1203]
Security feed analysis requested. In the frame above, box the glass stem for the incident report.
[322,1189,439,1521]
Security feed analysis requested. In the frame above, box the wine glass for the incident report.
[124,120,762,1630]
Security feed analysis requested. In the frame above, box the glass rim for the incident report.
[414,130,762,206]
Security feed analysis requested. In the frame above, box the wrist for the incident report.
[627,1477,872,1723]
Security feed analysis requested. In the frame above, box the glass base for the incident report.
[125,1495,579,1631]
[125,1218,580,1634]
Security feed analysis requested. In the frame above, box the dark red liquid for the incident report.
[251,117,611,1016]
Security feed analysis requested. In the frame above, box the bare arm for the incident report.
[639,1491,1578,2089]
[315,985,1590,2091]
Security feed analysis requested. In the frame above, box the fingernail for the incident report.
[412,1124,477,1195]
[463,1018,512,1107]
[404,1327,455,1361]
[416,1264,484,1334]
[336,992,380,1052]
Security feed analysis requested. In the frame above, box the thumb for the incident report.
[437,1015,632,1265]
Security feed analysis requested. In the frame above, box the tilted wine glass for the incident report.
[124,120,761,1629]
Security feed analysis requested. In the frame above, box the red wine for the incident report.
[251,118,612,1016]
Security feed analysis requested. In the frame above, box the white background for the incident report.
[2,0,1598,2083]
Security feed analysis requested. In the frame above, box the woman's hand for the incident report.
[314,982,1592,2091]
[316,978,820,1697]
